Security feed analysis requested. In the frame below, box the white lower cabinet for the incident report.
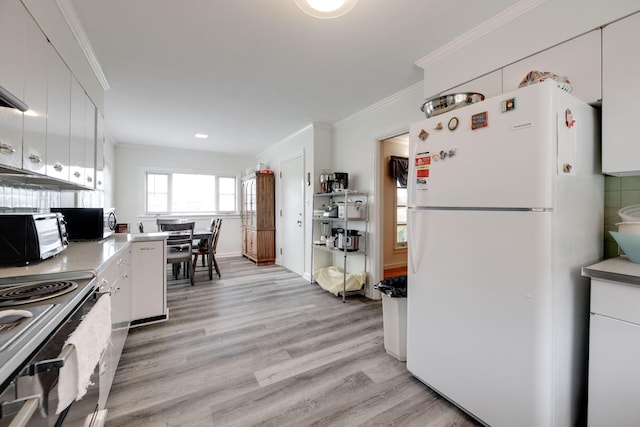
[97,249,131,410]
[588,279,640,426]
[130,239,168,325]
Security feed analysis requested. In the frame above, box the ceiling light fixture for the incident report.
[195,133,208,139]
[295,0,359,19]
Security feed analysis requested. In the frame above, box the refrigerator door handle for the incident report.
[408,209,425,274]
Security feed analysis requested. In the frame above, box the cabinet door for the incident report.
[602,12,640,175]
[22,17,48,174]
[0,0,26,169]
[588,313,640,426]
[130,241,167,321]
[46,46,71,181]
[95,112,105,190]
[446,70,502,100]
[503,29,601,104]
[84,98,96,188]
[69,78,85,185]
[247,228,257,257]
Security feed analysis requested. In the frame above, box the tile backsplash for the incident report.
[604,176,640,258]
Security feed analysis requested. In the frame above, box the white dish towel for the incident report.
[56,294,111,414]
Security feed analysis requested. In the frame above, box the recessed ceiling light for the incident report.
[295,0,359,19]
[195,133,208,139]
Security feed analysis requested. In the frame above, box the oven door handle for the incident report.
[1,395,40,427]
[24,345,74,376]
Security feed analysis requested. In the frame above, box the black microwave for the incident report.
[0,213,68,265]
[51,208,117,241]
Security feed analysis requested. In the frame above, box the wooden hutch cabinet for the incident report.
[241,172,275,265]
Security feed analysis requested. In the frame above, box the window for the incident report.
[146,172,236,214]
[396,184,407,248]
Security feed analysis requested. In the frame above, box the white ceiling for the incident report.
[69,0,520,155]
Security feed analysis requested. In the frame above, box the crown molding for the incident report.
[56,0,110,90]
[415,0,547,69]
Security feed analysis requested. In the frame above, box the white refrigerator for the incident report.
[406,81,603,427]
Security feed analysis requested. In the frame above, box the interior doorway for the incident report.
[380,133,409,279]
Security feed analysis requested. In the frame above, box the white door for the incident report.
[280,155,304,275]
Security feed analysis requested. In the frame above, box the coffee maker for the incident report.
[332,172,349,191]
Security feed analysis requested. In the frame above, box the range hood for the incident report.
[0,84,28,112]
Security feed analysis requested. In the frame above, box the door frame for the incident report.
[371,128,409,293]
[278,151,305,275]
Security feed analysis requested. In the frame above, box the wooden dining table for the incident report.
[165,228,215,280]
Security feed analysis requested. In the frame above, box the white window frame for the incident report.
[395,184,407,249]
[145,171,238,215]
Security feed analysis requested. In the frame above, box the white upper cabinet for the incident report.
[602,12,640,176]
[502,29,602,104]
[69,77,86,186]
[46,46,71,181]
[0,0,26,169]
[22,16,48,175]
[84,99,96,188]
[445,70,503,101]
[95,112,105,191]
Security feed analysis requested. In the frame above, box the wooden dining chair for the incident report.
[193,218,222,280]
[159,221,195,286]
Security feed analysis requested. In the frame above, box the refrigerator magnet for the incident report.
[418,129,429,140]
[448,117,459,131]
[434,122,443,130]
[471,111,488,130]
[501,98,516,112]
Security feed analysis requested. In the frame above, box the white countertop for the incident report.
[0,233,167,283]
[582,256,640,286]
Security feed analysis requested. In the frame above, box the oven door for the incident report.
[0,285,107,427]
[0,356,103,427]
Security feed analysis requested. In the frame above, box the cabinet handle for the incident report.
[97,180,102,186]
[0,142,16,154]
[73,171,81,178]
[28,154,42,164]
[53,163,63,172]
[87,176,93,183]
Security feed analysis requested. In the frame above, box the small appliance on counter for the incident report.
[319,172,334,194]
[324,228,361,251]
[0,213,68,265]
[51,208,117,241]
[332,172,349,191]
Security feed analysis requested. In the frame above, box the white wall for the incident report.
[114,144,254,257]
[331,84,425,297]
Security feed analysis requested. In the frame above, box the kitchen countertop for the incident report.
[0,232,167,284]
[582,256,640,286]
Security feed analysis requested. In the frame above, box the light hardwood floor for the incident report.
[105,256,481,427]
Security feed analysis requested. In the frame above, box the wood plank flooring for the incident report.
[383,267,407,280]
[105,256,481,427]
